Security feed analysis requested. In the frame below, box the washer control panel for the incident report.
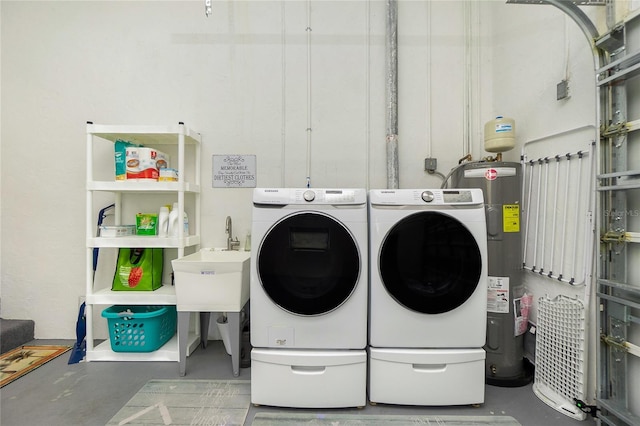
[253,188,367,206]
[421,191,435,202]
[417,190,474,204]
[369,188,483,206]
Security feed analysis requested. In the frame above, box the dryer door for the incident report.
[379,211,482,314]
[257,212,360,315]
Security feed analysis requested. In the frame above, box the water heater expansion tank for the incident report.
[484,116,515,153]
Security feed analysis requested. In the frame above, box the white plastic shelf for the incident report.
[87,181,200,193]
[88,235,201,249]
[85,122,201,364]
[86,285,177,305]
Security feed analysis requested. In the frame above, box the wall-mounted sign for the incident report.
[212,155,256,188]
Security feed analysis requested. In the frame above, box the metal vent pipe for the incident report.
[386,0,399,189]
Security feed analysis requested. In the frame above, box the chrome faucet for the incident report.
[225,216,240,251]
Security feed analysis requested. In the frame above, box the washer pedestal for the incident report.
[251,348,367,408]
[368,347,485,406]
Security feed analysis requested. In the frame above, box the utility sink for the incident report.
[172,249,251,312]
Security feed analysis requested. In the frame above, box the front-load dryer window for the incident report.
[258,212,360,315]
[379,211,482,314]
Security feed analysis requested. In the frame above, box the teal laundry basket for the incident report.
[101,305,177,352]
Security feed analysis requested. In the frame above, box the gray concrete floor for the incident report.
[1,339,595,426]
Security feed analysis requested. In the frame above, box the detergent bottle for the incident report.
[157,205,170,237]
[168,202,189,237]
[168,203,180,237]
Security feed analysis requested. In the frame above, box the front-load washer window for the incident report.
[258,212,360,316]
[379,211,482,314]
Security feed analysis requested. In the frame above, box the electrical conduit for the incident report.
[386,0,399,189]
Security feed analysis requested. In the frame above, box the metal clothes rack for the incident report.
[522,143,594,286]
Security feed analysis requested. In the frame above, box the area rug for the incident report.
[106,379,250,426]
[251,412,522,425]
[0,345,70,388]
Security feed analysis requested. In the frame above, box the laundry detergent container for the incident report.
[251,348,367,408]
[369,347,485,406]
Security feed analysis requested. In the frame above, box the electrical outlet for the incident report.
[424,158,437,172]
[557,80,570,100]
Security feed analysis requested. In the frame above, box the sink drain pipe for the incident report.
[386,0,399,189]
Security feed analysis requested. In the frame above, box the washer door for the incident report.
[379,211,482,314]
[257,212,360,315]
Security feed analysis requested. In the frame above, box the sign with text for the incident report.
[212,155,256,188]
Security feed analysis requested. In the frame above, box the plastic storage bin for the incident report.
[101,305,177,352]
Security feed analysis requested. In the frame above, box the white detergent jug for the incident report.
[168,203,180,237]
[157,206,170,237]
[168,203,189,237]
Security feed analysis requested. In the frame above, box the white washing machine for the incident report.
[368,188,488,406]
[250,188,368,408]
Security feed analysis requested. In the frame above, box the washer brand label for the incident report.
[503,204,520,233]
[485,168,498,180]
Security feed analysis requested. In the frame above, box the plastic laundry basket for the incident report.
[101,305,177,352]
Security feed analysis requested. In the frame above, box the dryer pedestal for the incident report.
[251,348,367,408]
[368,347,485,406]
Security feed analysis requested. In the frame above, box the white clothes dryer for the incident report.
[368,188,488,406]
[250,188,368,408]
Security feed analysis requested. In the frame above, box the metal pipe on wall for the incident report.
[305,0,313,188]
[463,1,472,157]
[386,0,399,189]
[281,0,287,187]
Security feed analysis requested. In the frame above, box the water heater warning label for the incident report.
[503,204,520,233]
[487,276,509,314]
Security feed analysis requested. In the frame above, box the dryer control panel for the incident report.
[370,188,484,206]
[254,188,367,205]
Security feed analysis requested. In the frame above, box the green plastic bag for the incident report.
[112,248,163,291]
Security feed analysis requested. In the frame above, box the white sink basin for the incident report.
[171,249,251,312]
